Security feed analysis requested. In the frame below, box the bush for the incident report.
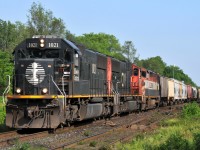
[193,133,200,150]
[158,132,190,150]
[181,102,200,119]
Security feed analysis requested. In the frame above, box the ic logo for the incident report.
[25,62,45,85]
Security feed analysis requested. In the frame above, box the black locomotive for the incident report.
[6,35,144,129]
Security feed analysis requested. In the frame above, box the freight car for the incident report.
[192,86,198,100]
[160,77,188,105]
[3,35,198,129]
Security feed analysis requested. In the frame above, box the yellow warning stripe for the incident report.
[7,94,158,100]
[7,95,58,99]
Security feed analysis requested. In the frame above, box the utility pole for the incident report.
[173,64,175,79]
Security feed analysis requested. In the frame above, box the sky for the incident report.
[0,0,200,86]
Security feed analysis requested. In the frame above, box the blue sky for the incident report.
[0,0,200,86]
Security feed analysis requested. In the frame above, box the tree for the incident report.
[0,51,13,94]
[163,65,196,86]
[122,41,138,63]
[65,30,77,43]
[15,21,30,44]
[27,2,66,36]
[0,20,17,52]
[75,32,126,60]
[137,56,166,75]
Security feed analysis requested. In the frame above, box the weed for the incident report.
[98,145,112,150]
[78,141,85,145]
[89,141,97,147]
[83,130,91,136]
[12,141,30,150]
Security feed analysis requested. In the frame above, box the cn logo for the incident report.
[25,62,45,85]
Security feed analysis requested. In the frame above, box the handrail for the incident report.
[62,75,68,116]
[51,76,63,96]
[51,76,65,114]
[2,75,11,104]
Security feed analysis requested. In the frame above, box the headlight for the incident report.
[40,43,45,47]
[40,39,45,47]
[16,88,21,94]
[42,88,48,94]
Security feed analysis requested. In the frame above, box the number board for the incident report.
[46,39,61,49]
[26,38,61,49]
[26,39,39,49]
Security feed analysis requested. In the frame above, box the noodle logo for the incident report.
[25,62,45,85]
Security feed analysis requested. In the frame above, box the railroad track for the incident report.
[0,118,106,149]
[1,103,184,149]
[52,117,146,150]
[0,130,49,148]
[56,104,183,150]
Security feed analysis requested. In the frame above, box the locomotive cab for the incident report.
[13,36,81,95]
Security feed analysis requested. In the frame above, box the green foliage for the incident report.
[0,20,27,52]
[99,145,112,150]
[121,41,138,63]
[164,65,196,86]
[137,56,197,86]
[0,97,5,129]
[158,132,190,150]
[12,141,30,150]
[137,56,166,75]
[193,133,200,150]
[0,51,13,94]
[27,2,66,36]
[75,32,126,61]
[159,118,179,127]
[0,108,5,125]
[89,141,97,147]
[117,110,200,150]
[181,102,200,119]
[83,130,91,136]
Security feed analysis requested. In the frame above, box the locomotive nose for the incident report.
[14,59,56,95]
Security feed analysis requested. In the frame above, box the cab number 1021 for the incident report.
[48,43,59,48]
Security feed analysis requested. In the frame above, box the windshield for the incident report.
[17,49,59,59]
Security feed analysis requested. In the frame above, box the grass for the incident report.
[89,141,97,147]
[117,102,200,150]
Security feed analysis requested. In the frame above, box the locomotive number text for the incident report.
[48,43,59,48]
[27,43,38,48]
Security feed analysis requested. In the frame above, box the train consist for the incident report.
[4,35,199,129]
